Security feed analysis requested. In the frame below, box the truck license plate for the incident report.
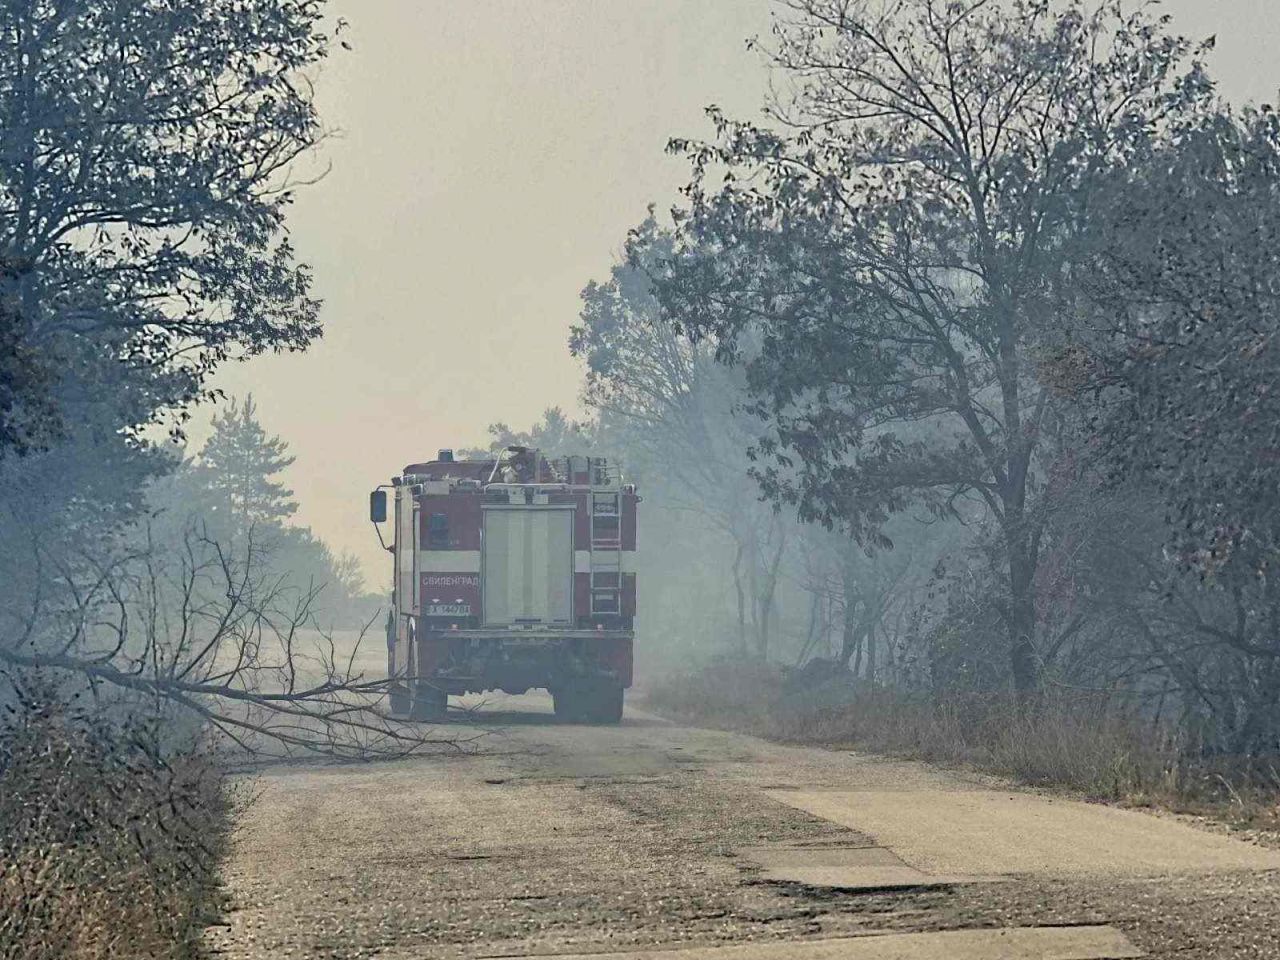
[426,603,470,616]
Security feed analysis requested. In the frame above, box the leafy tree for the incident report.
[653,0,1215,694]
[142,398,376,629]
[195,395,297,526]
[329,548,368,600]
[0,257,53,456]
[0,0,334,630]
[574,218,791,657]
[0,0,331,458]
[1086,109,1280,583]
[1061,108,1280,752]
[473,407,590,460]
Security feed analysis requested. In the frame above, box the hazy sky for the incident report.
[206,0,1280,582]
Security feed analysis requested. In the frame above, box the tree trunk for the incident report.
[1002,455,1041,697]
[754,520,787,661]
[731,540,748,653]
[825,595,836,658]
[747,535,764,657]
[839,563,860,670]
[797,589,821,665]
[1007,551,1040,698]
[865,623,877,683]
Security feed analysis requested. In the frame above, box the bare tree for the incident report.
[0,525,466,761]
[574,216,793,655]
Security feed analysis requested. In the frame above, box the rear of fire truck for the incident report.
[369,447,637,723]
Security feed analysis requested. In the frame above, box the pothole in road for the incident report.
[443,853,512,862]
[736,845,1007,893]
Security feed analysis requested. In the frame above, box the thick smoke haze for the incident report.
[8,4,1280,954]
[205,0,1280,582]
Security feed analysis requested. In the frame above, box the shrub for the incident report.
[0,676,231,960]
[645,656,789,734]
[646,658,1280,828]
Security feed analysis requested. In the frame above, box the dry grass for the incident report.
[0,682,232,960]
[645,658,1280,836]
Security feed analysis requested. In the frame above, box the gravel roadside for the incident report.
[209,696,1280,960]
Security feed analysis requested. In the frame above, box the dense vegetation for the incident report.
[0,3,426,957]
[0,677,230,960]
[556,1,1280,806]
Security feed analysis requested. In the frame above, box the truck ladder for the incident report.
[589,490,623,616]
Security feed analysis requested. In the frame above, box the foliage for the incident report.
[0,394,420,760]
[195,394,298,526]
[652,0,1217,692]
[647,660,1280,829]
[574,216,749,492]
[0,0,337,714]
[0,0,331,458]
[0,258,54,456]
[1006,107,1280,755]
[143,395,378,627]
[1086,110,1280,576]
[467,407,591,460]
[0,674,230,960]
[574,217,794,656]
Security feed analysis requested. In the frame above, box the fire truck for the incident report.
[369,447,637,723]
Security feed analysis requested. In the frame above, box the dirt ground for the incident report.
[209,694,1280,960]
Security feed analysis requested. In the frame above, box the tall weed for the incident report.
[647,658,1280,830]
[0,677,231,960]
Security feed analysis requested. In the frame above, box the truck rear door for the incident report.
[481,505,574,625]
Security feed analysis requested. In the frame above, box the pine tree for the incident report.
[196,395,298,526]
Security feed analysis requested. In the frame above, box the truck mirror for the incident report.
[369,489,387,523]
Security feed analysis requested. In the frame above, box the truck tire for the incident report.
[388,683,411,716]
[554,681,623,725]
[551,684,583,723]
[589,683,624,725]
[409,683,448,722]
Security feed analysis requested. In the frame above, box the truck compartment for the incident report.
[481,504,575,625]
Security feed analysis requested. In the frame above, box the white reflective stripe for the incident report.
[417,550,480,573]
[577,551,639,574]
[423,549,637,577]
[392,616,412,676]
[396,490,418,615]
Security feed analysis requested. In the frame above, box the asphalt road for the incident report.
[211,693,1280,960]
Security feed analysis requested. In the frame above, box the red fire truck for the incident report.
[369,447,637,723]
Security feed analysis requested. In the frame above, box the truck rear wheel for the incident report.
[409,683,448,722]
[388,683,411,716]
[592,683,624,724]
[553,680,623,725]
[551,685,580,723]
